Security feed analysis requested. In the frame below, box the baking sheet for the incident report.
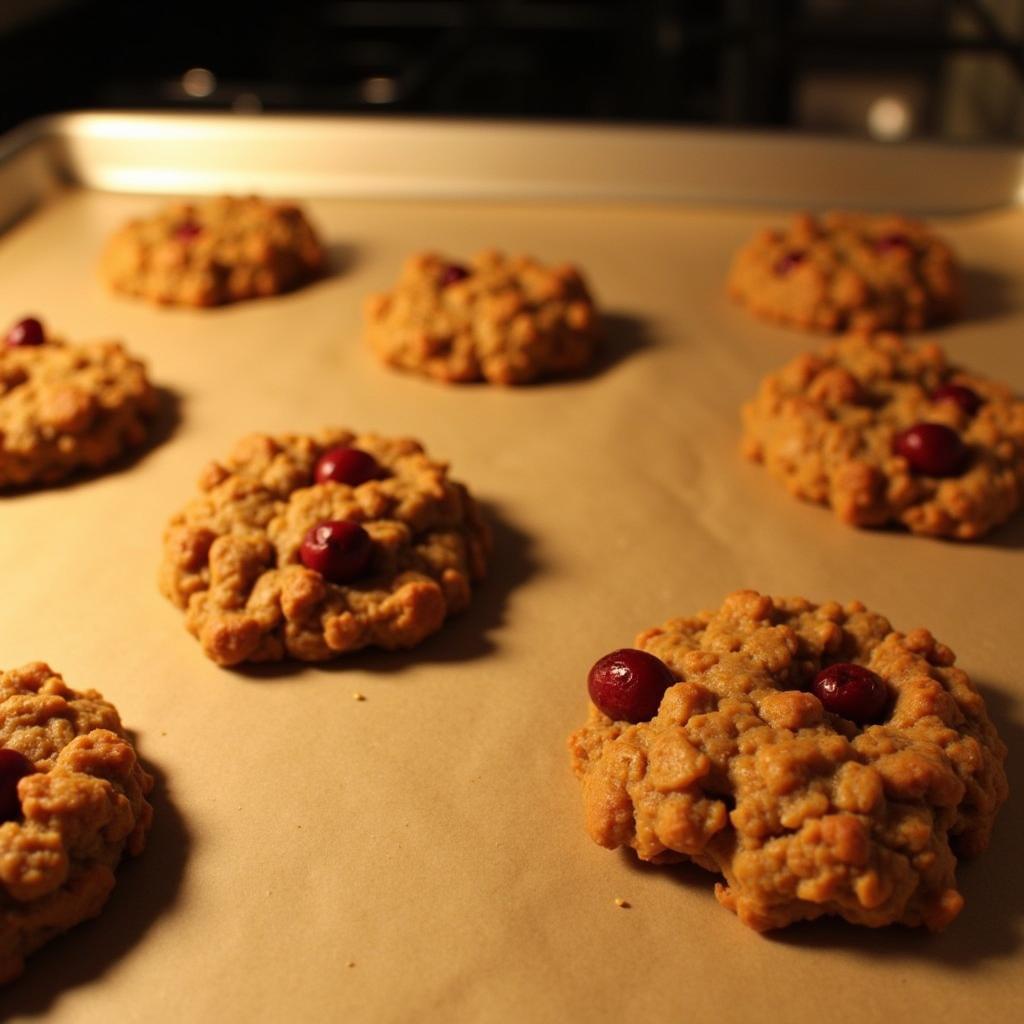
[3,112,1024,215]
[0,122,1022,1024]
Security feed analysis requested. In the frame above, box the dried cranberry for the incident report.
[773,251,806,276]
[931,384,982,417]
[440,264,471,287]
[174,221,203,242]
[0,748,34,822]
[587,648,676,724]
[812,663,888,724]
[876,233,911,252]
[893,422,968,477]
[299,520,373,583]
[6,317,45,347]
[315,446,383,487]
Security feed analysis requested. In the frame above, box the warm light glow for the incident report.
[867,95,912,141]
[181,67,217,99]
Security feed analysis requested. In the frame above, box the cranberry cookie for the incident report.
[159,430,491,666]
[0,317,159,488]
[101,195,325,306]
[569,590,1008,932]
[727,212,960,332]
[742,331,1024,539]
[364,250,601,384]
[0,663,153,983]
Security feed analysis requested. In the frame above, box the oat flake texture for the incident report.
[727,211,960,333]
[0,334,158,488]
[569,590,1008,932]
[741,331,1024,539]
[364,249,601,385]
[159,429,491,667]
[101,195,325,307]
[0,663,153,983]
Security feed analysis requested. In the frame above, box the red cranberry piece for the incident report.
[773,251,806,276]
[299,520,373,583]
[893,422,968,477]
[876,233,911,252]
[6,317,45,347]
[587,648,676,724]
[812,663,888,724]
[315,446,383,487]
[440,264,471,287]
[0,748,34,822]
[174,221,203,242]
[931,384,982,417]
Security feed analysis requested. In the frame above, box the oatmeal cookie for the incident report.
[741,331,1024,539]
[569,590,1008,932]
[159,429,491,666]
[0,318,159,488]
[0,663,153,983]
[101,195,325,306]
[364,250,601,384]
[727,212,960,332]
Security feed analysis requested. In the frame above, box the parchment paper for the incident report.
[1,187,1022,1023]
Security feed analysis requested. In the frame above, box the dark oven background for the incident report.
[1,0,1022,141]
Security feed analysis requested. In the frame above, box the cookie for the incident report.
[364,250,601,384]
[101,195,325,306]
[727,212,961,332]
[0,317,159,488]
[741,331,1024,539]
[159,430,491,666]
[0,662,153,983]
[569,590,1008,932]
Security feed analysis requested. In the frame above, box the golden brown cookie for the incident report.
[0,663,153,983]
[159,429,491,667]
[727,212,960,332]
[101,195,325,306]
[741,331,1024,539]
[569,590,1008,932]
[364,250,601,384]
[0,317,159,488]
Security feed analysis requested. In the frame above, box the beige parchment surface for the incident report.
[0,189,1022,1024]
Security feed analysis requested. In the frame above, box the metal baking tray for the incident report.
[2,111,1024,225]
[1,112,1022,1024]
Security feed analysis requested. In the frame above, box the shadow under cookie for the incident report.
[532,310,659,387]
[322,241,359,279]
[0,753,190,1008]
[0,384,182,499]
[961,511,1024,550]
[961,266,1016,325]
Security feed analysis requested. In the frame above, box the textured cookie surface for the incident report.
[727,212,960,333]
[159,430,491,666]
[0,663,153,983]
[741,331,1024,539]
[569,590,1008,932]
[101,195,324,307]
[365,250,601,384]
[0,330,158,488]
